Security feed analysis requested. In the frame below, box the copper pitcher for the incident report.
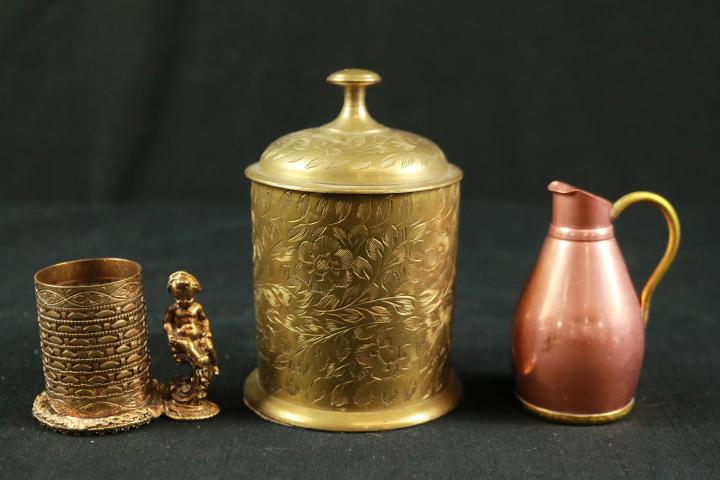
[512,181,681,424]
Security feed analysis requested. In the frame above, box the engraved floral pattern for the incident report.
[296,235,355,293]
[260,128,445,171]
[250,183,459,410]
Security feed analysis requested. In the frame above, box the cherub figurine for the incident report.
[163,271,220,420]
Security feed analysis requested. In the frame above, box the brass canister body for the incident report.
[245,182,461,429]
[243,69,463,430]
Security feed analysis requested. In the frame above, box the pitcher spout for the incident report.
[548,180,613,230]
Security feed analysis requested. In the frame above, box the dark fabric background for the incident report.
[1,0,719,204]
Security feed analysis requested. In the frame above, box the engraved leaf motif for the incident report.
[260,286,292,307]
[296,194,310,216]
[399,198,412,217]
[333,335,350,362]
[335,201,352,220]
[289,350,310,374]
[370,305,391,321]
[379,156,397,169]
[331,226,349,243]
[315,197,330,218]
[402,316,424,332]
[330,381,352,407]
[350,224,368,245]
[304,157,324,169]
[401,157,416,168]
[273,286,292,306]
[356,202,369,221]
[295,290,314,309]
[353,328,375,341]
[271,246,296,262]
[270,223,281,240]
[353,256,372,280]
[354,159,372,170]
[382,225,399,247]
[287,225,307,243]
[342,285,361,304]
[343,308,364,323]
[308,225,327,239]
[366,238,384,260]
[279,191,292,212]
[355,343,375,369]
[354,381,375,406]
[313,347,330,372]
[392,298,414,316]
[305,383,325,403]
[316,294,339,310]
[381,271,400,291]
[418,289,440,307]
[261,188,273,215]
[375,199,393,220]
[382,384,398,404]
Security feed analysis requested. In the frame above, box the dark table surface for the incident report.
[1,199,718,479]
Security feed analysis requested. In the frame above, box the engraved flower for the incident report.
[422,228,451,270]
[296,235,354,293]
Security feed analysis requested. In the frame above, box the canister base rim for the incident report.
[243,369,463,432]
[32,381,164,434]
[517,393,634,425]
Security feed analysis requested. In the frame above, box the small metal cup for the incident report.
[32,258,163,433]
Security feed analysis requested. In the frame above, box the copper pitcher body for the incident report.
[512,181,680,424]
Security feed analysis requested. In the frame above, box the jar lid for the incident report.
[245,69,462,194]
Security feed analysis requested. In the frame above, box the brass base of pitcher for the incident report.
[517,394,634,425]
[32,380,165,434]
[243,369,463,432]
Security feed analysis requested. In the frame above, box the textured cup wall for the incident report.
[35,260,153,419]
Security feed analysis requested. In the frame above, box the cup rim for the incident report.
[34,257,143,289]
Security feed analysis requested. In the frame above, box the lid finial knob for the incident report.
[326,68,384,132]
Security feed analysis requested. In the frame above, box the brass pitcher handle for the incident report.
[612,192,681,327]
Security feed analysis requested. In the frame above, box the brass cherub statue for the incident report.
[163,271,220,420]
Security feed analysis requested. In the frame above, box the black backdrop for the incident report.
[1,0,719,204]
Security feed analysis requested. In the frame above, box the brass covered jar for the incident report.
[243,69,463,431]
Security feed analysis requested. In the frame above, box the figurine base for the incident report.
[165,399,220,421]
[517,394,634,425]
[243,368,462,432]
[32,381,165,434]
